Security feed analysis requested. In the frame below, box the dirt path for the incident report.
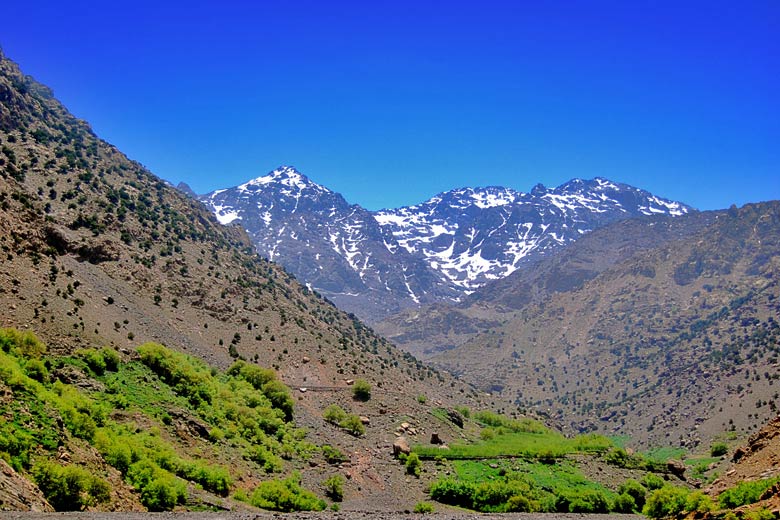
[0,513,644,520]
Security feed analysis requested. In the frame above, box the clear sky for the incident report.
[2,1,778,211]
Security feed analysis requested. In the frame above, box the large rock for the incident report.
[393,436,411,457]
[0,459,54,511]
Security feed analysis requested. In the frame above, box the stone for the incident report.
[393,436,411,457]
[430,432,443,445]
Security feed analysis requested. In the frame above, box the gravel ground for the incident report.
[0,514,644,520]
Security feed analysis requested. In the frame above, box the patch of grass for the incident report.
[643,446,687,462]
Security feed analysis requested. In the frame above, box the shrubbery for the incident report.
[248,473,326,512]
[323,474,344,502]
[33,461,111,511]
[719,477,780,509]
[643,486,713,519]
[352,379,371,401]
[323,404,365,436]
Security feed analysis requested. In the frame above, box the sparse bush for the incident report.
[249,472,326,512]
[352,379,371,401]
[323,404,347,425]
[323,474,344,502]
[414,501,435,513]
[710,442,728,457]
[406,452,422,477]
[339,414,366,437]
[321,445,349,464]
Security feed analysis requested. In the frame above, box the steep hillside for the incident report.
[0,49,491,511]
[376,212,717,357]
[381,203,780,450]
[200,168,690,323]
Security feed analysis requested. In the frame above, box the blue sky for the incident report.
[2,1,778,210]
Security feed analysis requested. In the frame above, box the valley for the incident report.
[1,45,780,518]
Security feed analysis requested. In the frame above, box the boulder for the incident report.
[430,432,443,445]
[393,436,411,457]
[667,459,687,479]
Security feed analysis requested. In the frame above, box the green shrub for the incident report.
[566,490,610,513]
[245,445,283,473]
[0,423,35,471]
[413,501,435,513]
[81,348,107,375]
[261,379,294,421]
[323,474,344,502]
[323,404,347,424]
[613,492,637,513]
[127,459,187,511]
[618,479,647,511]
[249,473,326,512]
[137,342,213,406]
[719,477,780,509]
[710,442,728,457]
[339,414,365,437]
[642,486,712,519]
[32,461,111,511]
[641,472,666,491]
[430,479,475,509]
[227,360,276,389]
[24,358,48,382]
[506,494,533,512]
[352,379,371,401]
[406,452,422,477]
[321,445,349,464]
[0,328,46,358]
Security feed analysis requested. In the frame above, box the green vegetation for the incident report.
[321,444,349,464]
[643,486,713,519]
[247,473,326,512]
[413,414,611,461]
[323,404,366,436]
[405,452,422,476]
[421,410,676,514]
[352,378,371,401]
[710,442,729,457]
[413,501,435,513]
[0,328,323,512]
[322,474,344,502]
[718,476,780,509]
[32,460,111,511]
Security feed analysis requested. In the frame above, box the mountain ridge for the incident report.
[200,166,692,322]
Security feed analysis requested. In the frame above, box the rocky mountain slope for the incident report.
[378,202,780,450]
[0,48,492,511]
[200,168,690,322]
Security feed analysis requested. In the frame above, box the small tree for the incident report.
[352,379,371,401]
[323,475,344,502]
[406,452,422,477]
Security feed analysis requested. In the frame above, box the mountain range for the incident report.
[378,202,780,448]
[199,166,691,322]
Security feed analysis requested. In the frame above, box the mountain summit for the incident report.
[201,168,692,322]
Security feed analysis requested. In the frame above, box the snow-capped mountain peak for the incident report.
[199,168,693,322]
[237,165,330,194]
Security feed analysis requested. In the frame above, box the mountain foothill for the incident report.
[2,47,780,516]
